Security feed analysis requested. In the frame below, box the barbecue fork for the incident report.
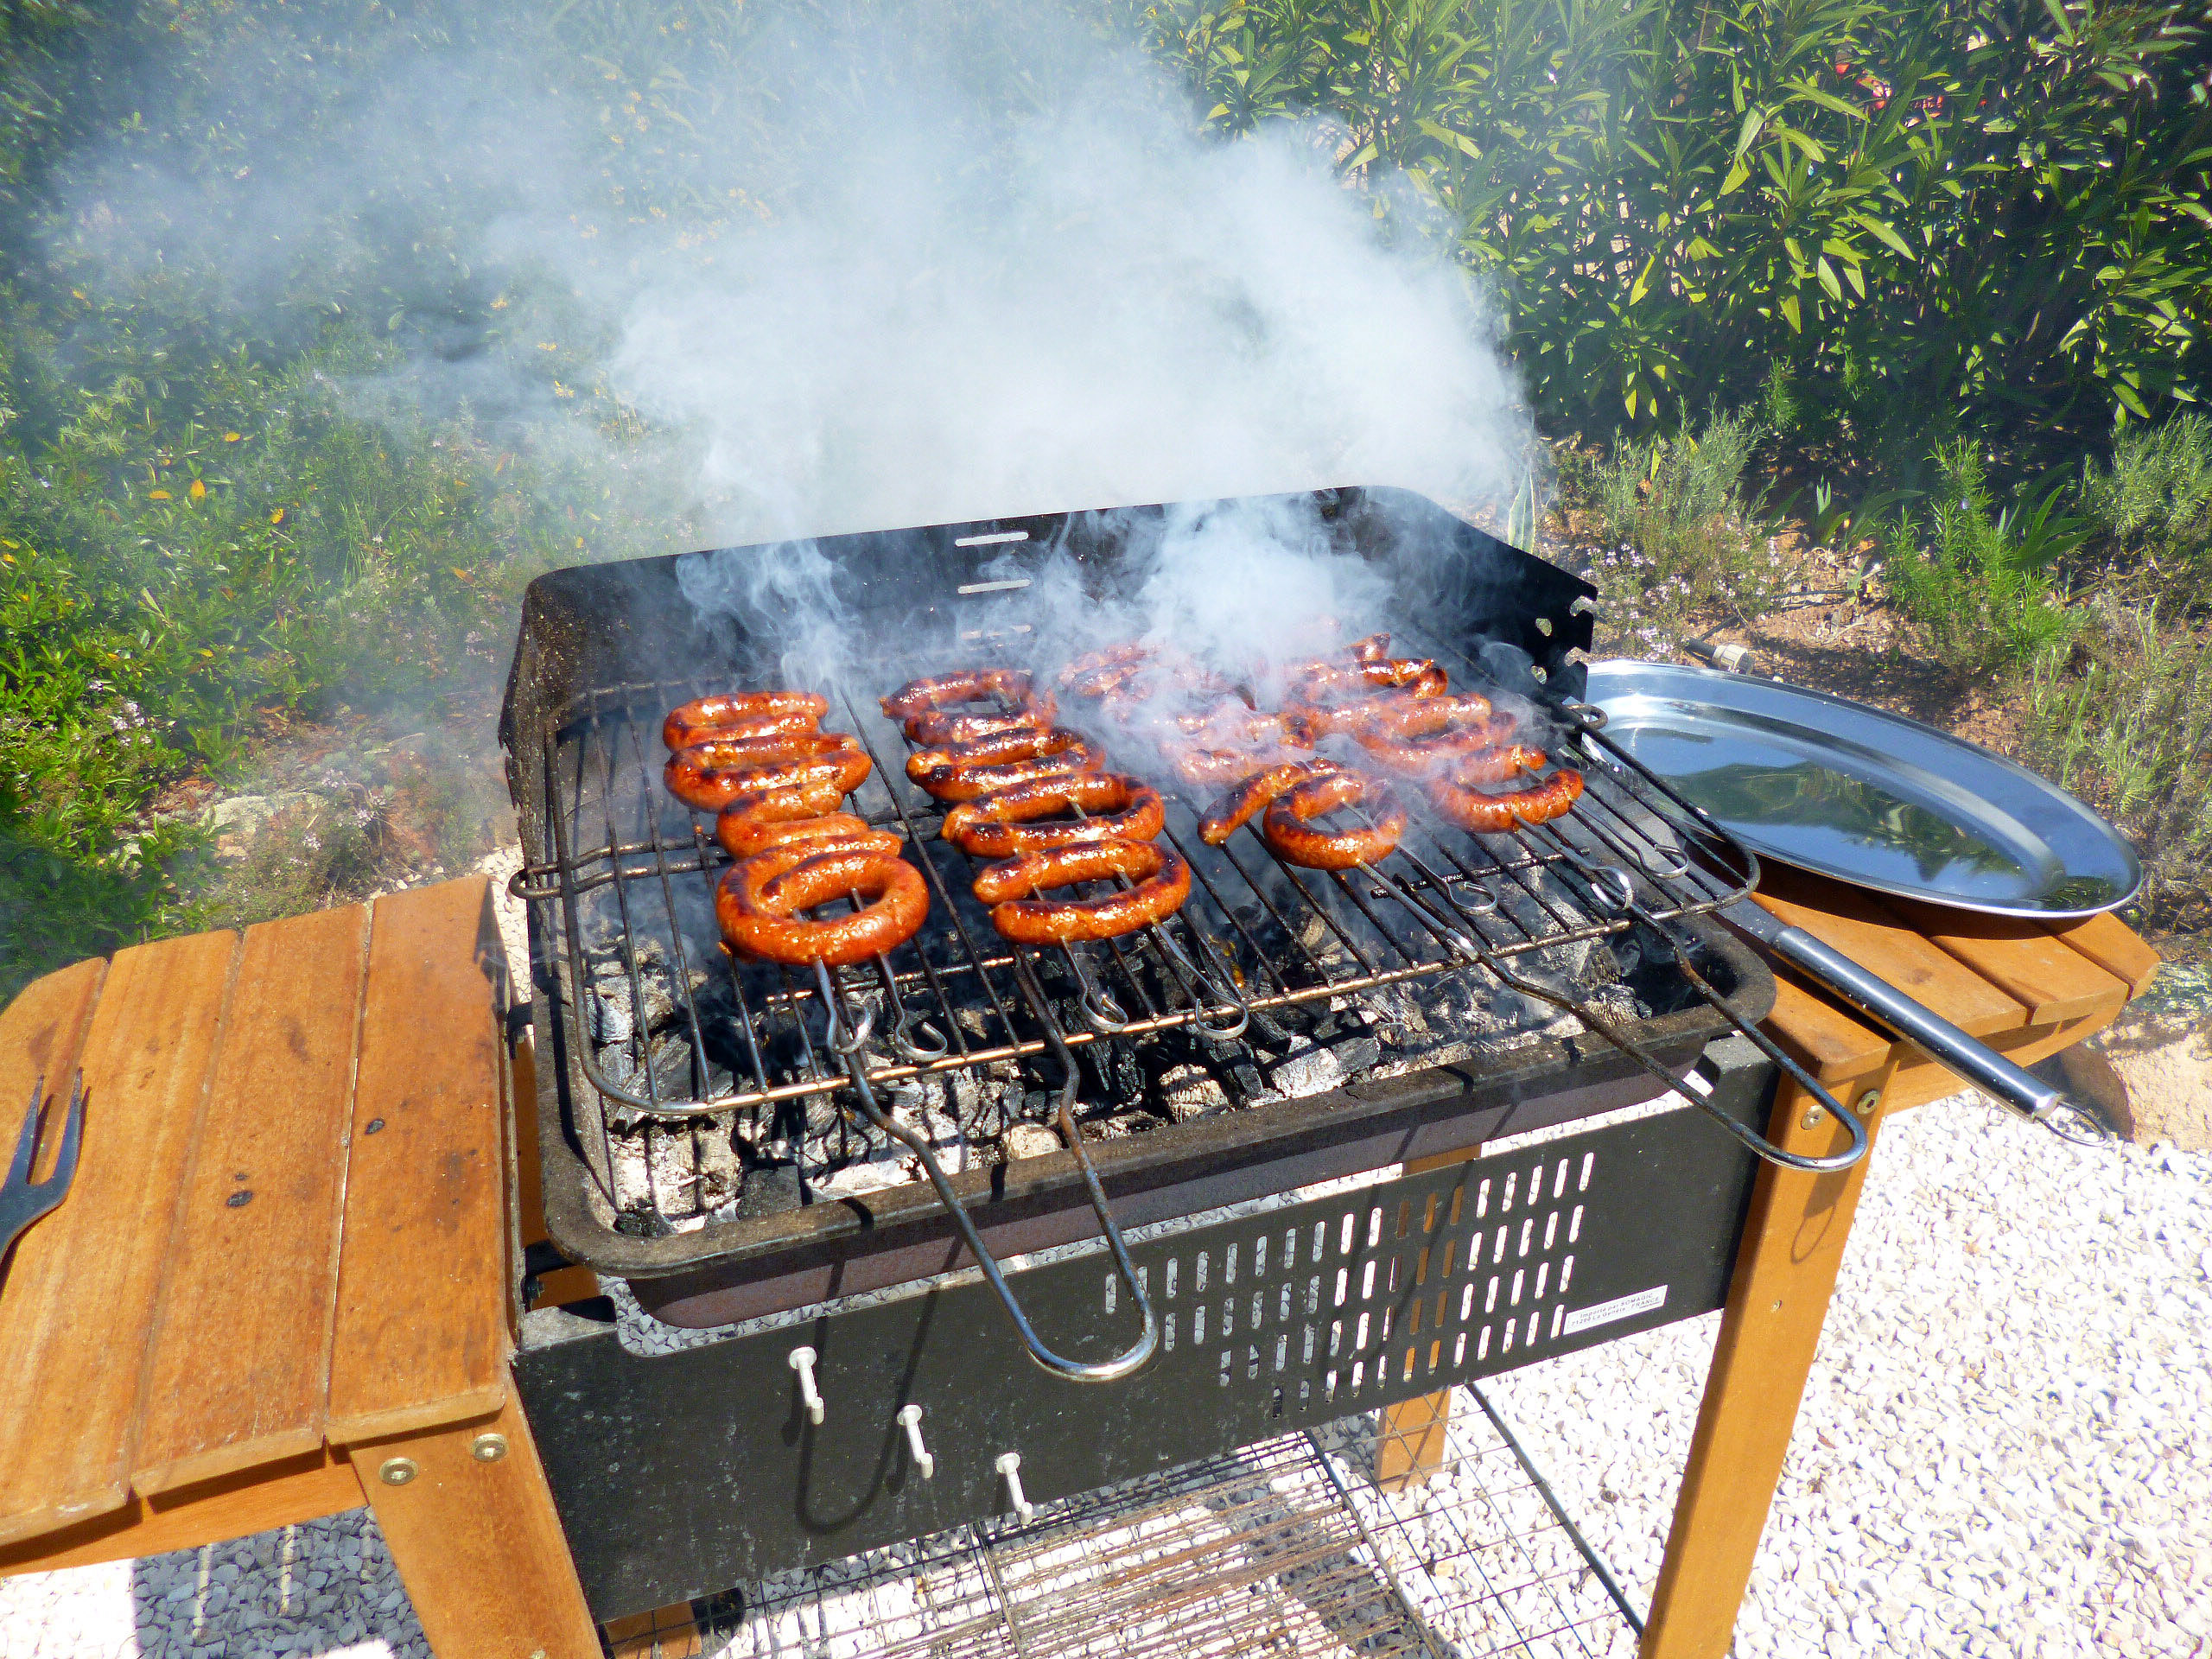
[0,1071,85,1273]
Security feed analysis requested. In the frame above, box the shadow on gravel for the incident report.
[127,1510,427,1658]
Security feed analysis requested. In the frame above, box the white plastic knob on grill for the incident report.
[996,1452,1033,1521]
[896,1403,935,1479]
[787,1345,824,1426]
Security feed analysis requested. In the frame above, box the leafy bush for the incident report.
[2027,604,2212,930]
[1881,444,2084,677]
[1579,405,1781,651]
[2079,412,2212,594]
[1134,0,2212,445]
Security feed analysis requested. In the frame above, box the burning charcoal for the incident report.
[1264,1042,1346,1099]
[1325,1031,1382,1076]
[589,985,635,1046]
[1225,1059,1276,1104]
[1001,1122,1061,1160]
[736,1160,802,1219]
[1154,1063,1230,1122]
[613,1205,677,1239]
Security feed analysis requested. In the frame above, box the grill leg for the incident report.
[356,1392,600,1659]
[1638,1064,1897,1659]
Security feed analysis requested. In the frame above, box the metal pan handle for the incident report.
[814,962,1160,1383]
[1761,923,2082,1128]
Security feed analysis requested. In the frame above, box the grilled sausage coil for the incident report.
[662,691,828,751]
[1355,715,1523,776]
[908,732,1107,801]
[940,773,1166,859]
[716,844,929,966]
[903,696,1060,747]
[881,668,1038,721]
[716,807,895,861]
[664,732,872,813]
[1261,772,1408,869]
[1197,759,1339,846]
[976,839,1192,944]
[1426,767,1585,833]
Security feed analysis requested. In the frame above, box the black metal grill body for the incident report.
[501,487,1778,1323]
[515,1037,1774,1621]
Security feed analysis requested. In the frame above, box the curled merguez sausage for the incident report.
[1356,715,1525,776]
[903,695,1059,747]
[1435,743,1549,787]
[664,732,871,813]
[1173,705,1306,747]
[661,691,827,752]
[1427,766,1584,833]
[1057,643,1152,691]
[1198,759,1340,846]
[716,806,896,861]
[940,773,1166,858]
[905,725,1074,779]
[881,668,1037,721]
[1262,772,1408,870]
[907,731,1106,801]
[716,844,930,967]
[1171,744,1314,790]
[977,839,1192,945]
[1291,656,1448,702]
[1353,690,1493,740]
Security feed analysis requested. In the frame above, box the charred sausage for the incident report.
[1261,772,1408,869]
[715,806,896,861]
[940,773,1166,858]
[665,732,871,813]
[1196,759,1338,846]
[977,839,1192,944]
[1427,767,1584,833]
[661,691,828,751]
[908,732,1107,801]
[716,844,930,967]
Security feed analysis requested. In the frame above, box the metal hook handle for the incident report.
[815,961,1159,1383]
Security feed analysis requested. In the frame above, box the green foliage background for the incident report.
[0,0,2206,994]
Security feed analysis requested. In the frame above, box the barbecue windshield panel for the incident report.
[502,488,1795,1290]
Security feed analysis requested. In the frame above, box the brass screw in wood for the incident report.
[471,1433,509,1463]
[1800,1105,1824,1131]
[378,1458,417,1486]
[1854,1090,1880,1117]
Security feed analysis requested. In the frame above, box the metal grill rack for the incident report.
[512,627,1765,1196]
[705,1386,1638,1659]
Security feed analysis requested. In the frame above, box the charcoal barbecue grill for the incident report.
[501,486,1866,1614]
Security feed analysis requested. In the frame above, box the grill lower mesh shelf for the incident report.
[709,1399,1638,1659]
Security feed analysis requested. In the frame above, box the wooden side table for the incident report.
[0,869,2159,1659]
[1379,866,2156,1656]
[0,879,598,1659]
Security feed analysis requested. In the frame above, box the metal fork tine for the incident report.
[42,1072,86,1195]
[4,1076,41,1188]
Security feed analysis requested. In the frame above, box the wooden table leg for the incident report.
[1637,1062,1897,1659]
[354,1391,598,1659]
[1375,1144,1480,1492]
[604,1603,705,1657]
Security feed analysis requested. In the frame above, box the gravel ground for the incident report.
[3,1090,2204,1657]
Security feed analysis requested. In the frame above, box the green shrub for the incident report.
[1580,405,1781,652]
[2027,603,2212,931]
[2079,412,2212,594]
[1881,443,2084,678]
[1135,0,2212,444]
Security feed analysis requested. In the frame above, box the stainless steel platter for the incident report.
[1584,659,2142,920]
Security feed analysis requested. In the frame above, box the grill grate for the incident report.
[515,626,1753,1166]
[709,1387,1637,1658]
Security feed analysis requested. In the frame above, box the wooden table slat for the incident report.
[0,932,240,1548]
[1758,970,1894,1082]
[0,959,108,1186]
[1751,870,2028,1039]
[1877,898,2129,1028]
[133,906,373,1496]
[2047,911,2163,1001]
[327,879,511,1443]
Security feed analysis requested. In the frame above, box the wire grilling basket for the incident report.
[512,632,1850,1173]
